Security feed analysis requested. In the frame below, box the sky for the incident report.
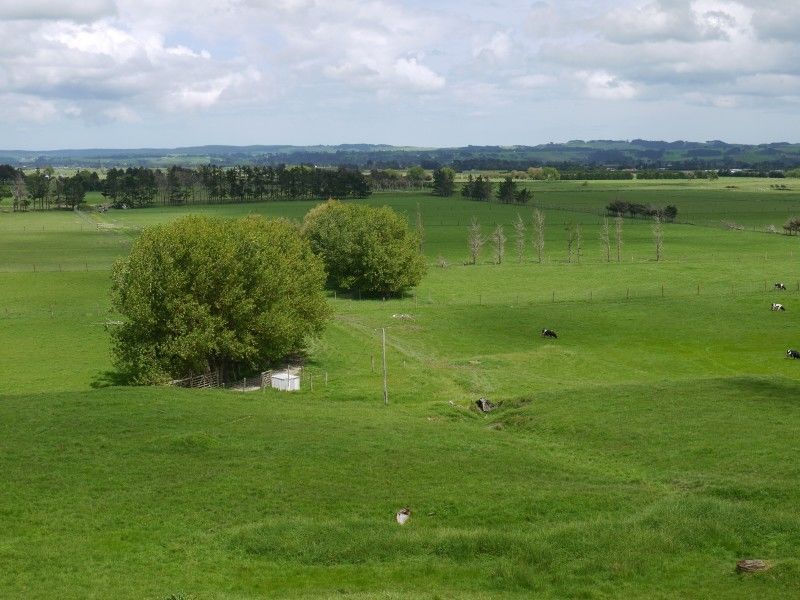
[1,0,799,149]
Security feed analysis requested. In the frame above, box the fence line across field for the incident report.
[1,279,797,322]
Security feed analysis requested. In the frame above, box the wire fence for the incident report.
[171,371,223,389]
[1,279,798,324]
[168,367,330,392]
[365,279,800,309]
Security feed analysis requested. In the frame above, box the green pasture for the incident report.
[1,185,800,598]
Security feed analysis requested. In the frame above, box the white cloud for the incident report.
[512,74,556,89]
[393,58,445,90]
[0,0,115,22]
[473,32,513,61]
[0,94,59,122]
[581,71,638,100]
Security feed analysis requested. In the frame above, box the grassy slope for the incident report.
[1,181,800,598]
[2,381,799,599]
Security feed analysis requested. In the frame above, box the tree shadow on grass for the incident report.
[90,370,131,389]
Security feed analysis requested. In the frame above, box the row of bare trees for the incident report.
[462,211,664,265]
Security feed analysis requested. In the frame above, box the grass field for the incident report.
[1,179,800,598]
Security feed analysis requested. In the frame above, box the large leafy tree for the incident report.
[302,200,426,296]
[110,215,330,384]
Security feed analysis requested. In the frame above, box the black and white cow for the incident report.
[772,303,786,311]
[788,349,800,359]
[541,328,558,339]
[775,282,787,290]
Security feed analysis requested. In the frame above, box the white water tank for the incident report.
[270,372,300,391]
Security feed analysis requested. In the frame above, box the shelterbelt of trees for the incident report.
[2,162,799,212]
[0,165,372,211]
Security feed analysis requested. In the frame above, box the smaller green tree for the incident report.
[63,176,86,209]
[432,167,455,197]
[514,188,532,204]
[302,200,426,296]
[407,166,426,188]
[497,177,516,203]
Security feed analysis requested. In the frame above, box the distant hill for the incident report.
[2,140,799,170]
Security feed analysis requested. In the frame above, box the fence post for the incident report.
[626,287,629,300]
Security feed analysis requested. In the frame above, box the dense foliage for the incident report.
[432,167,455,196]
[9,168,95,211]
[461,174,492,201]
[607,200,678,221]
[110,215,330,383]
[98,165,371,208]
[302,200,426,296]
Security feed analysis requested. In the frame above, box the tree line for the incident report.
[1,167,101,211]
[105,165,371,207]
[606,200,678,222]
[2,164,372,210]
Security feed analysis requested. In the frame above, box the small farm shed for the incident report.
[271,372,300,391]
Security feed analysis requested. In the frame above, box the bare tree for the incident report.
[416,202,424,253]
[12,175,27,212]
[513,213,526,263]
[467,217,484,265]
[575,223,583,264]
[533,209,545,264]
[653,215,663,261]
[565,222,577,263]
[491,224,507,264]
[600,217,611,262]
[615,215,623,263]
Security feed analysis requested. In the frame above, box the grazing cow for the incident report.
[772,303,786,311]
[541,328,558,339]
[788,349,800,359]
[775,282,787,290]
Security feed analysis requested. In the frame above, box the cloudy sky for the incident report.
[1,0,799,149]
